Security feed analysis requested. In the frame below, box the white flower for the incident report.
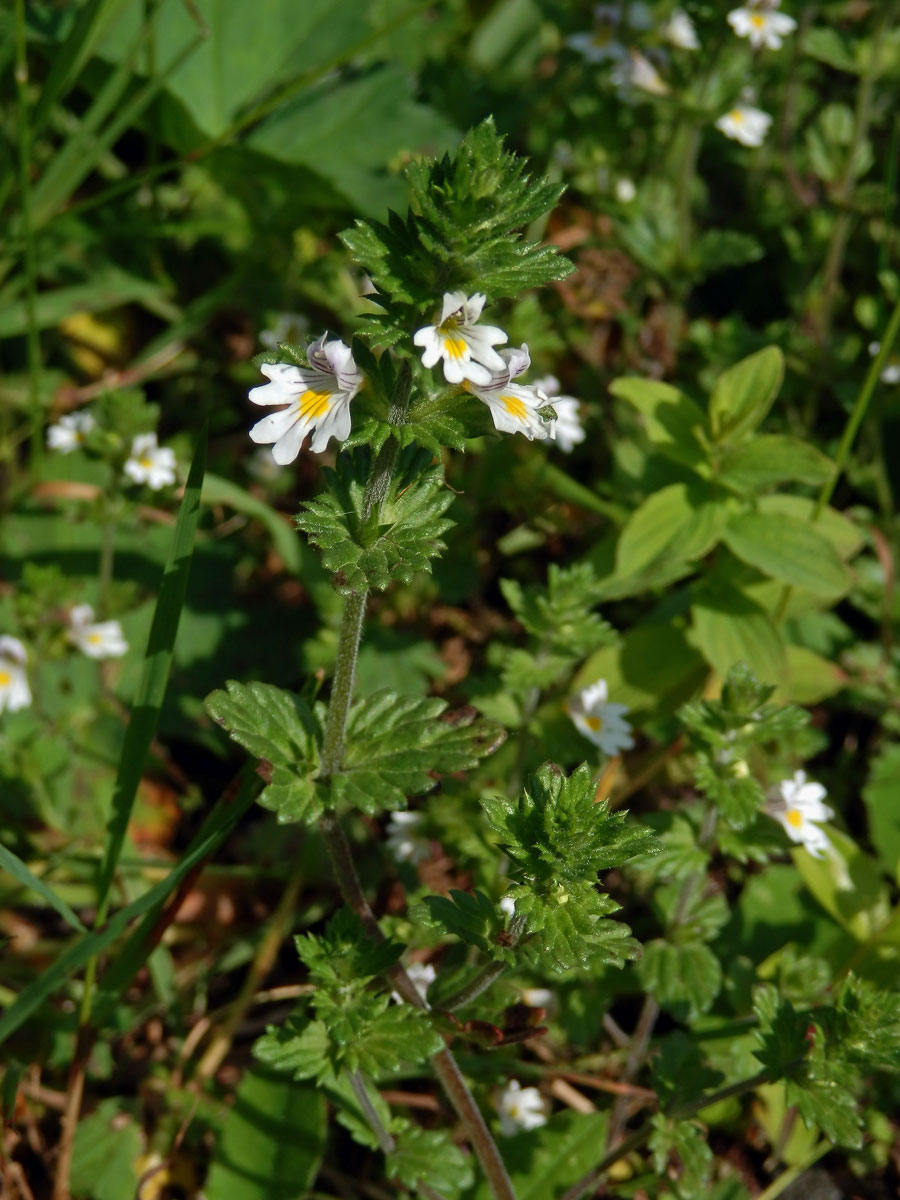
[612,48,669,95]
[614,176,637,204]
[664,8,699,50]
[567,29,627,64]
[67,604,128,659]
[248,334,364,464]
[774,770,833,859]
[869,341,900,385]
[496,1081,547,1136]
[385,811,430,864]
[406,961,437,999]
[715,105,772,147]
[567,680,634,756]
[413,291,508,387]
[499,894,516,918]
[520,987,554,1009]
[260,311,310,350]
[727,5,796,50]
[46,411,95,454]
[0,636,31,714]
[124,433,177,489]
[533,375,586,453]
[465,344,554,441]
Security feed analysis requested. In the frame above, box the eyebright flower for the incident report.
[46,410,95,454]
[567,680,635,756]
[496,1081,547,1136]
[664,8,699,50]
[67,604,128,659]
[465,345,555,441]
[612,48,669,96]
[727,4,796,50]
[249,334,364,463]
[384,811,430,864]
[533,375,586,453]
[0,636,31,714]
[774,770,833,859]
[413,292,508,387]
[715,104,772,147]
[124,433,177,490]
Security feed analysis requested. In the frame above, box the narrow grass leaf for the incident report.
[95,424,207,915]
[0,843,87,932]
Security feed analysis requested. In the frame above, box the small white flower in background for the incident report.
[774,770,833,859]
[664,8,699,50]
[496,1080,547,1136]
[259,311,310,350]
[67,604,128,660]
[46,410,95,454]
[520,987,554,1009]
[612,48,670,96]
[499,894,516,918]
[406,961,437,999]
[124,433,177,490]
[567,28,626,64]
[715,105,772,147]
[0,636,31,714]
[465,344,555,442]
[567,680,635,756]
[868,341,900,385]
[248,334,364,463]
[614,176,637,204]
[532,375,586,453]
[413,291,508,387]
[727,4,796,50]
[385,811,431,864]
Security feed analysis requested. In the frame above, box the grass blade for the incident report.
[0,771,256,1048]
[0,843,87,932]
[94,423,208,920]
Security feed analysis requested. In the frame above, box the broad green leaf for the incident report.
[709,347,784,444]
[690,582,786,685]
[575,623,708,718]
[70,1100,143,1200]
[205,1069,326,1200]
[472,1111,609,1200]
[862,745,900,880]
[0,269,173,339]
[205,681,322,824]
[780,645,845,705]
[792,829,890,942]
[718,435,833,493]
[0,843,86,932]
[636,939,722,1020]
[96,426,207,911]
[296,446,454,594]
[387,1122,475,1199]
[756,495,863,561]
[722,512,850,597]
[334,690,505,813]
[414,889,511,961]
[616,483,725,577]
[609,377,708,468]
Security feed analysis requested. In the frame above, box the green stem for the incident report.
[441,913,527,1012]
[348,1070,396,1155]
[14,0,43,468]
[775,295,900,622]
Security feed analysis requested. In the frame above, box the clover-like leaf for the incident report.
[295,446,454,594]
[205,680,322,824]
[333,690,505,813]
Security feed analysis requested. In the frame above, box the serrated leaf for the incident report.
[636,940,722,1020]
[415,889,511,960]
[723,512,850,597]
[333,690,505,813]
[709,347,784,445]
[254,1016,332,1084]
[511,879,641,973]
[296,446,454,593]
[294,909,404,988]
[205,681,322,824]
[689,229,763,277]
[205,1068,326,1200]
[630,811,710,883]
[387,1122,475,1199]
[649,1114,713,1197]
[500,563,615,658]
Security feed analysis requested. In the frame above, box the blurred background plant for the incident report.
[1,2,900,1198]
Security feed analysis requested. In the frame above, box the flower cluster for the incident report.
[248,291,587,461]
[46,409,177,491]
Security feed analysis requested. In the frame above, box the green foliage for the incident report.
[294,909,404,987]
[415,889,513,961]
[205,681,322,823]
[340,118,573,343]
[337,690,506,812]
[69,1100,143,1200]
[205,1069,327,1200]
[295,446,454,594]
[500,564,615,658]
[386,1122,475,1198]
[708,347,784,446]
[649,1114,713,1199]
[481,763,657,970]
[637,940,723,1021]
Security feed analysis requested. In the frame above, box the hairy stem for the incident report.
[348,1070,396,1155]
[441,913,527,1012]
